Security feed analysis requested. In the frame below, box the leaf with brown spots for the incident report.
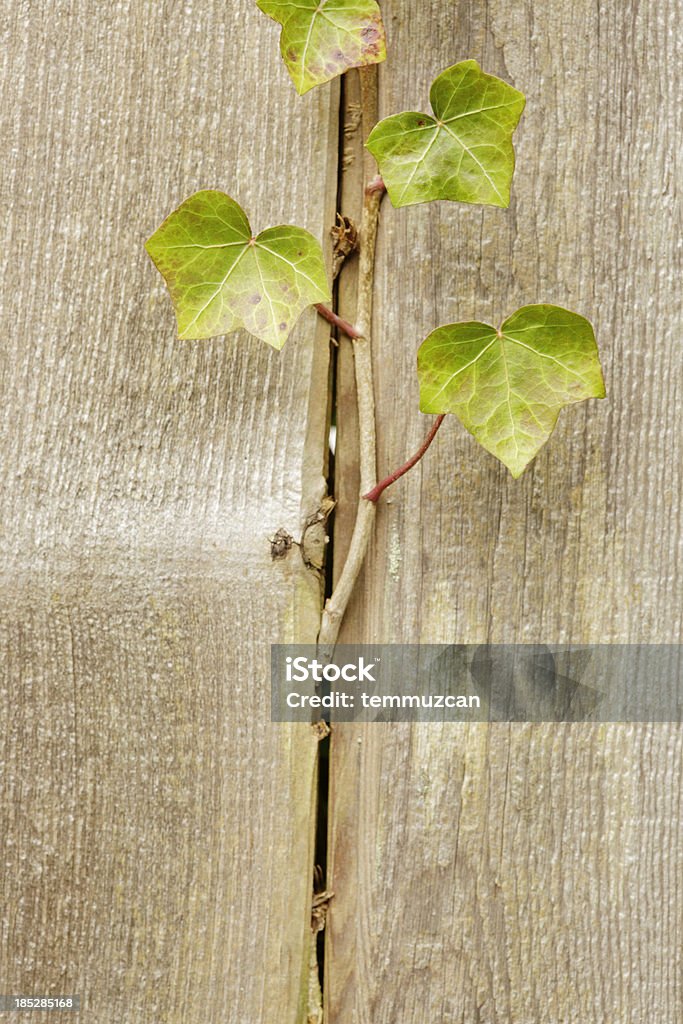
[145,190,330,349]
[256,0,386,95]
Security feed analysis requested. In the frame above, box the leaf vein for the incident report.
[427,337,498,405]
[181,245,249,336]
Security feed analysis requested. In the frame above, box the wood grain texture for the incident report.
[0,2,337,1021]
[328,1,683,1020]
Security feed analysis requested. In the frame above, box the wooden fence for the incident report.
[1,1,680,1021]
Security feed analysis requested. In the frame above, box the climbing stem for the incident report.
[318,66,384,649]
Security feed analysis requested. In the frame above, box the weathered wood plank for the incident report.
[0,2,337,1021]
[329,722,683,1022]
[328,0,683,1019]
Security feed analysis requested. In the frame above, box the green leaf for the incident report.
[417,305,606,477]
[256,0,386,95]
[145,190,330,349]
[366,60,525,208]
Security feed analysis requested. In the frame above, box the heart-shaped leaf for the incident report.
[256,0,386,95]
[145,190,330,348]
[366,60,525,208]
[418,305,605,477]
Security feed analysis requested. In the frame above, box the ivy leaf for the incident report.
[145,190,330,349]
[256,0,386,95]
[366,60,525,208]
[418,305,605,477]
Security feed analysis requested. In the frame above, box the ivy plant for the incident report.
[417,306,605,478]
[145,0,605,648]
[256,0,386,94]
[366,60,525,207]
[145,191,330,348]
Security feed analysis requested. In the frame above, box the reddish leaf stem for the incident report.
[314,303,362,339]
[365,174,386,195]
[363,415,446,503]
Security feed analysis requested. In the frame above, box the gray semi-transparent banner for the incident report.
[271,645,683,722]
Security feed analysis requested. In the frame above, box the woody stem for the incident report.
[318,66,385,650]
